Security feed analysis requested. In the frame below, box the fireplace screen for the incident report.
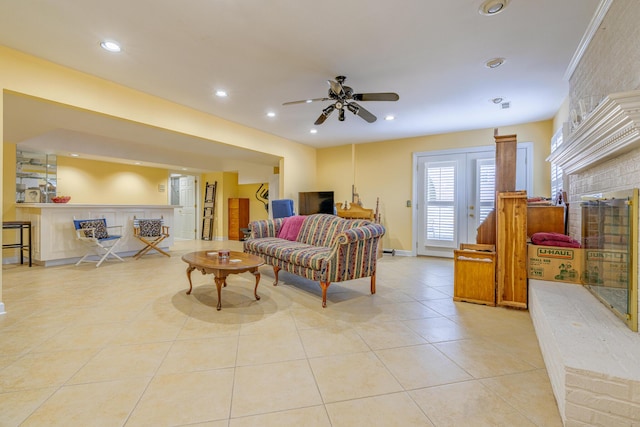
[581,189,638,331]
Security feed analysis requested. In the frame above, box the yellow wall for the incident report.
[317,120,554,252]
[0,46,316,300]
[2,142,16,221]
[57,157,169,204]
[238,183,269,222]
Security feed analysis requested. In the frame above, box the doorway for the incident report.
[414,144,532,257]
[170,174,198,240]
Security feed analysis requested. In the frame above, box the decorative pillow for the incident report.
[277,215,306,241]
[80,219,109,239]
[139,219,162,237]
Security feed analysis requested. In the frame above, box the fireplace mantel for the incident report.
[548,90,640,174]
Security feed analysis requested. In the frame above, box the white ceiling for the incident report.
[0,0,602,170]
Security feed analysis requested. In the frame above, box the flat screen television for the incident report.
[298,191,335,215]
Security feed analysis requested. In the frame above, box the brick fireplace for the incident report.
[520,1,640,423]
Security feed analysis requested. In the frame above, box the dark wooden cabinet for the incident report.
[228,198,249,241]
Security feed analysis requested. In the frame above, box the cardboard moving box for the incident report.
[527,244,584,284]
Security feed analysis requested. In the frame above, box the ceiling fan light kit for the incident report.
[283,75,399,125]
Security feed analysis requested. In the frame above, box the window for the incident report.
[425,162,456,242]
[550,127,564,203]
[477,158,496,223]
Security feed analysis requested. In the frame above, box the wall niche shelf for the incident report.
[16,151,57,203]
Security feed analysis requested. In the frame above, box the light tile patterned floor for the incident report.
[0,239,562,426]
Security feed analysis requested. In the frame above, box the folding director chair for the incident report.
[73,217,124,267]
[132,216,170,259]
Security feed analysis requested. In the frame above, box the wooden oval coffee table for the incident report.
[181,250,265,310]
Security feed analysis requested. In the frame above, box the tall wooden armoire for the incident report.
[474,132,528,308]
[228,198,249,241]
[496,191,528,308]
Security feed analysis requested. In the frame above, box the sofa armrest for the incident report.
[333,223,386,245]
[325,223,386,282]
[248,218,285,239]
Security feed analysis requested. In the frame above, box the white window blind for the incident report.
[477,159,495,223]
[425,162,455,242]
[550,127,564,203]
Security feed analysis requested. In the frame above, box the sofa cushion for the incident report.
[277,215,306,241]
[244,237,330,270]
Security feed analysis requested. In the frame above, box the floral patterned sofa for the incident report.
[243,214,385,307]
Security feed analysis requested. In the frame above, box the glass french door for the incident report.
[416,144,531,257]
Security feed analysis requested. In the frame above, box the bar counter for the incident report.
[16,204,177,266]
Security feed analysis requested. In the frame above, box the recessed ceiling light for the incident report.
[305,99,313,104]
[100,40,121,52]
[70,153,79,157]
[266,111,276,118]
[134,162,142,165]
[485,57,505,69]
[479,0,510,16]
[491,97,504,104]
[384,115,395,121]
[310,129,318,134]
[181,168,188,171]
[215,90,228,97]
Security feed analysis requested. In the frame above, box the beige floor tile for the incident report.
[181,421,229,427]
[126,369,234,426]
[178,310,242,339]
[376,343,472,389]
[0,387,56,426]
[20,378,149,427]
[434,338,538,378]
[238,308,297,336]
[403,316,471,342]
[0,349,97,392]
[32,321,126,352]
[229,405,331,427]
[231,359,322,418]
[290,305,350,330]
[308,352,403,403]
[0,324,65,357]
[410,381,538,427]
[236,329,306,366]
[326,392,435,427]
[110,318,183,345]
[480,369,563,427]
[370,300,443,321]
[157,336,239,374]
[299,326,370,358]
[68,342,172,384]
[354,320,427,350]
[0,240,564,426]
[483,330,546,369]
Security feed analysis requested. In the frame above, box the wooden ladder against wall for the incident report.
[201,181,217,240]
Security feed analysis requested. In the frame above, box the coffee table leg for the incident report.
[252,268,261,301]
[214,276,226,310]
[185,265,196,295]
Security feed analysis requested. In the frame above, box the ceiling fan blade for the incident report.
[314,104,335,125]
[283,97,329,106]
[352,92,399,102]
[328,79,345,97]
[348,102,377,123]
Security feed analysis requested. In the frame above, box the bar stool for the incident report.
[2,220,32,267]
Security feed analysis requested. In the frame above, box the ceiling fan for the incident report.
[283,75,399,125]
